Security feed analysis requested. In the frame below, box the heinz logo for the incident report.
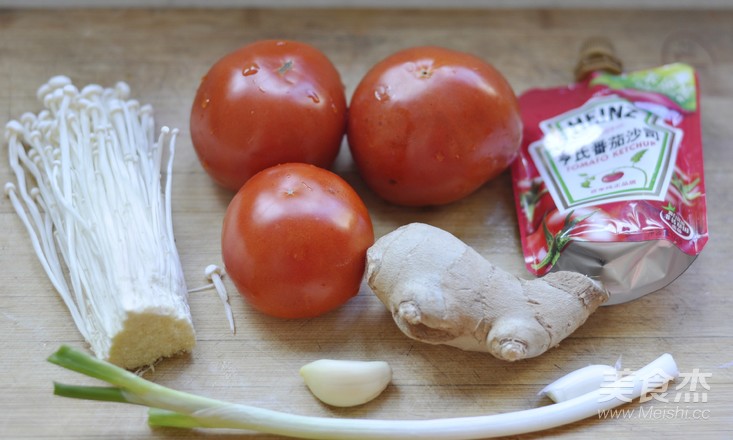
[532,94,683,212]
[561,101,639,131]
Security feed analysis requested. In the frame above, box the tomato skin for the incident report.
[523,207,617,274]
[221,163,374,319]
[191,40,347,191]
[347,46,522,206]
[539,207,618,242]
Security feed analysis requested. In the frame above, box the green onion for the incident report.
[49,345,678,439]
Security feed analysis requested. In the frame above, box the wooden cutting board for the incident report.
[0,7,731,439]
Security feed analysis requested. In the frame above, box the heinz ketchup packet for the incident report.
[511,62,708,304]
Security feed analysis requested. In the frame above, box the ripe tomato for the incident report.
[191,40,347,191]
[540,207,617,242]
[221,163,374,319]
[524,207,617,274]
[347,46,522,206]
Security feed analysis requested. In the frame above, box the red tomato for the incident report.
[523,230,549,270]
[221,163,374,319]
[191,40,347,191]
[601,171,625,183]
[524,207,616,274]
[539,207,617,242]
[347,46,522,206]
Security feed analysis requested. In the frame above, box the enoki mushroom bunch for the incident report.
[4,76,195,369]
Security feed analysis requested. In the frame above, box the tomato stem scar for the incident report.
[278,60,294,75]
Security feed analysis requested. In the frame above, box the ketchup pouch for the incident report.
[511,57,708,304]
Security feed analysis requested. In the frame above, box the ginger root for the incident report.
[366,223,608,361]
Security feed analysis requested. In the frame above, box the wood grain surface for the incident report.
[0,7,731,440]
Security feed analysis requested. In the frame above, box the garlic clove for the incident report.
[540,364,620,402]
[300,359,392,407]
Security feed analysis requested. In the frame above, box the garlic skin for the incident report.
[540,364,620,402]
[300,359,392,407]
